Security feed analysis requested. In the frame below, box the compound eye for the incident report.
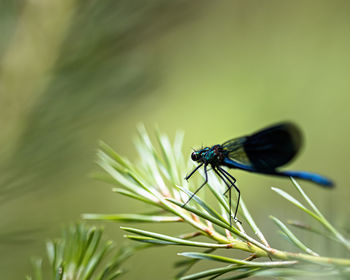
[191,152,198,161]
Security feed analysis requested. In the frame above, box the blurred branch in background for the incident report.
[0,0,203,200]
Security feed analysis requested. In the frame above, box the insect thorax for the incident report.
[196,145,226,166]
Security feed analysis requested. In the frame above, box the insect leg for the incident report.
[217,167,240,222]
[221,170,236,195]
[218,166,237,187]
[212,167,234,226]
[182,164,208,207]
[185,163,204,180]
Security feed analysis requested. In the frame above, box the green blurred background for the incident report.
[1,1,349,279]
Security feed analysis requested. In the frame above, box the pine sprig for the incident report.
[85,125,350,279]
[26,223,133,280]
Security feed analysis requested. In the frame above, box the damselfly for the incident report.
[184,122,334,224]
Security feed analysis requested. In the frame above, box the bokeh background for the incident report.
[1,1,350,279]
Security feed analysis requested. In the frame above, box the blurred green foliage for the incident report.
[0,1,349,279]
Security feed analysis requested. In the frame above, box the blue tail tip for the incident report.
[286,171,335,188]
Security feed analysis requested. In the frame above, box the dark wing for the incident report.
[222,122,302,171]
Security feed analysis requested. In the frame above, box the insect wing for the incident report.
[222,136,253,167]
[243,122,302,170]
[222,122,302,171]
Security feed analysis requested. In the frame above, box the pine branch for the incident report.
[85,125,350,279]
